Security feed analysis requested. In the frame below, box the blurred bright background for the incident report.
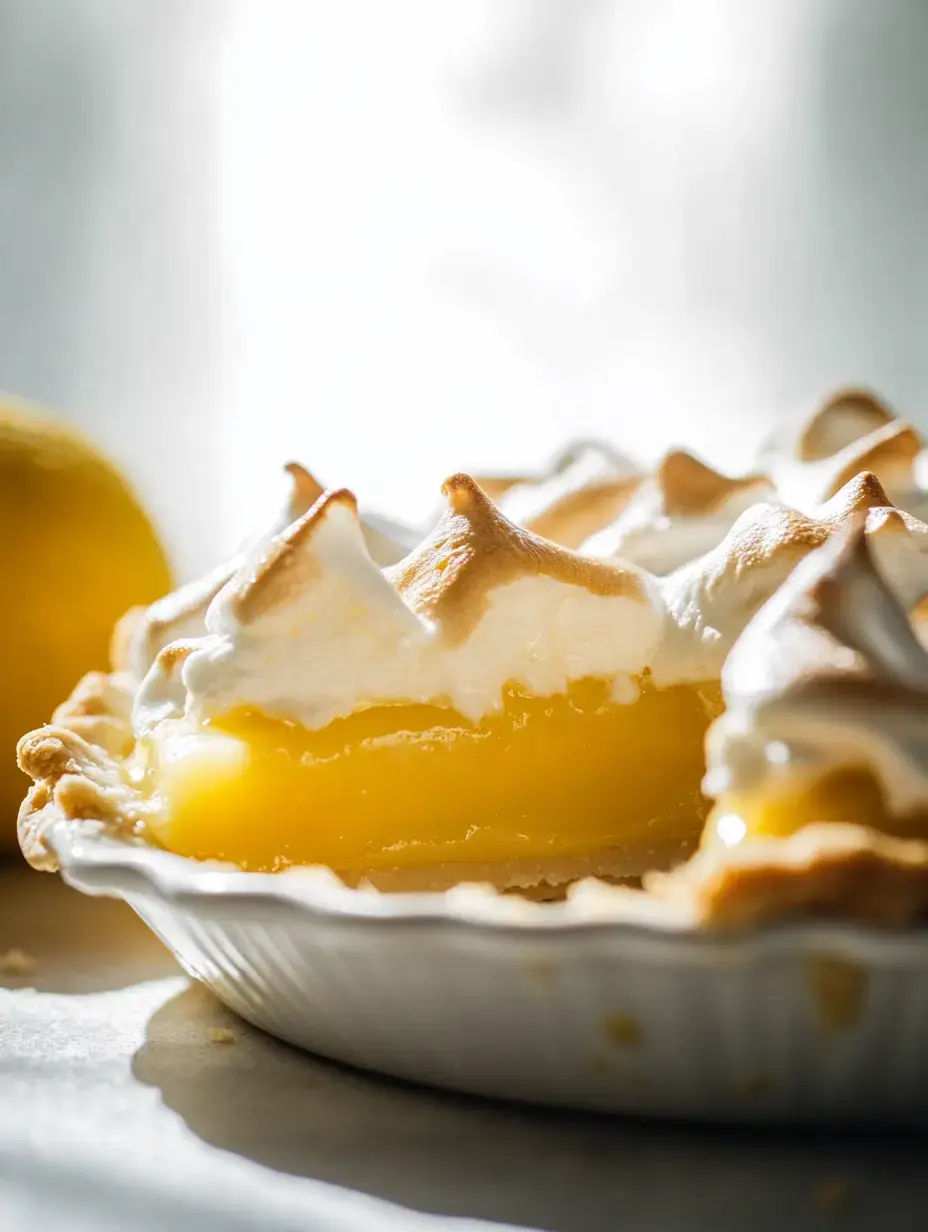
[1,0,927,576]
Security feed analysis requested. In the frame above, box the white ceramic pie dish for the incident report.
[46,819,928,1124]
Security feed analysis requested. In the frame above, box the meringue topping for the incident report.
[115,461,420,683]
[703,518,928,818]
[581,450,772,574]
[146,475,663,734]
[498,441,640,549]
[651,473,928,686]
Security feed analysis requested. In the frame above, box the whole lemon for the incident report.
[0,398,171,848]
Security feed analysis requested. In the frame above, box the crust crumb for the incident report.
[603,1013,642,1048]
[813,1176,849,1215]
[0,948,35,976]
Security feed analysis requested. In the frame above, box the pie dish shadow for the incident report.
[131,983,928,1232]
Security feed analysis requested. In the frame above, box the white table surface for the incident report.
[3,862,928,1232]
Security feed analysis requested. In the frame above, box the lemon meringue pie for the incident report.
[18,473,722,890]
[18,426,928,919]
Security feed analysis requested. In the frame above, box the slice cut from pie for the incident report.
[19,474,723,889]
[135,477,720,886]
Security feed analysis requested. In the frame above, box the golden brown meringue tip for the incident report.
[812,469,928,541]
[820,420,922,501]
[441,471,494,515]
[654,449,769,518]
[817,471,893,522]
[502,462,642,550]
[110,459,333,679]
[390,472,649,643]
[796,386,895,463]
[744,510,928,680]
[223,487,362,626]
[282,460,326,518]
[721,473,911,572]
[151,640,200,680]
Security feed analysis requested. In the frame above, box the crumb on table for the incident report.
[813,1175,849,1213]
[0,948,36,976]
[208,1026,236,1044]
[603,1013,641,1047]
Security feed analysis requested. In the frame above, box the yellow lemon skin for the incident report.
[0,399,172,848]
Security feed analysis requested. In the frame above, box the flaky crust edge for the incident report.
[16,670,144,871]
[647,823,928,929]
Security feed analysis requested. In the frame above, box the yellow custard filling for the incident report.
[705,766,928,848]
[148,677,721,875]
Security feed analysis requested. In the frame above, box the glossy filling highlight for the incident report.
[705,767,928,848]
[148,677,720,875]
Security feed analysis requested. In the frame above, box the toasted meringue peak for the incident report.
[220,489,359,627]
[760,386,895,467]
[816,470,892,520]
[581,451,773,574]
[773,419,924,512]
[113,459,327,681]
[704,520,928,815]
[818,420,922,502]
[656,451,768,518]
[148,472,663,732]
[763,385,928,524]
[391,474,648,644]
[282,460,325,509]
[651,475,928,685]
[113,462,418,683]
[723,519,928,700]
[797,386,895,461]
[498,441,641,549]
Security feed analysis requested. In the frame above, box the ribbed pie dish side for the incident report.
[46,820,928,1123]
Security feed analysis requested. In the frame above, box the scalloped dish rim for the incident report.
[43,818,928,964]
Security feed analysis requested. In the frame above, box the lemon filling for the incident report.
[147,677,720,875]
